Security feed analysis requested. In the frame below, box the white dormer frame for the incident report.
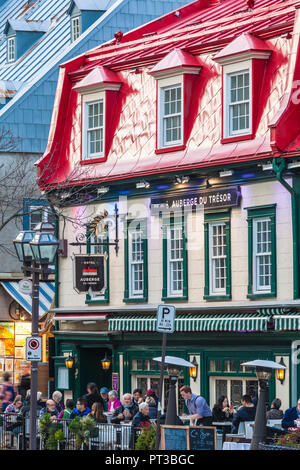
[71,16,81,43]
[223,59,252,139]
[82,91,105,161]
[7,36,16,63]
[157,75,184,150]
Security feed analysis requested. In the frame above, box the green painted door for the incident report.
[79,348,112,398]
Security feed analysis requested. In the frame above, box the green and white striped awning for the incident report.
[274,312,300,331]
[108,313,270,333]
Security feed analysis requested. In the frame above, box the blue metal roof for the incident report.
[0,0,190,154]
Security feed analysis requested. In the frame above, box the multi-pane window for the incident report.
[253,218,272,292]
[168,225,183,296]
[7,37,16,63]
[228,70,250,135]
[209,223,227,294]
[88,229,109,302]
[86,100,104,158]
[29,206,56,230]
[162,85,182,147]
[71,17,81,42]
[129,229,144,297]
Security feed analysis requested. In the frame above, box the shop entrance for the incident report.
[79,348,111,397]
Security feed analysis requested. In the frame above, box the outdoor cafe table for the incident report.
[212,422,232,441]
[223,435,251,450]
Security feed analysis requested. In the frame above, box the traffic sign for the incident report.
[156,305,176,333]
[26,337,42,361]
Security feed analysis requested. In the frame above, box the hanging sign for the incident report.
[112,373,119,392]
[26,336,42,362]
[151,186,241,215]
[73,254,107,294]
[18,278,33,295]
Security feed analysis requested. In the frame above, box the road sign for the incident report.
[26,337,42,361]
[18,278,33,294]
[156,305,176,333]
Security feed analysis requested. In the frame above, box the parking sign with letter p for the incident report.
[156,305,176,333]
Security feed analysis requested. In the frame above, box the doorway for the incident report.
[78,348,112,398]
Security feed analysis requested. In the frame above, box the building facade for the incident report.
[0,0,187,393]
[39,0,300,410]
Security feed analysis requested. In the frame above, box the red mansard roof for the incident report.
[37,0,300,189]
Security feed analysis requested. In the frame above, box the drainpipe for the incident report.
[272,158,299,405]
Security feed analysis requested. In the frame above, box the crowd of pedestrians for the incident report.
[1,370,299,438]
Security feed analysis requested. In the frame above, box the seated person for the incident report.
[69,397,91,419]
[282,398,300,430]
[132,388,144,406]
[111,393,138,424]
[266,398,283,420]
[212,395,233,422]
[90,401,107,423]
[39,399,59,420]
[231,395,256,433]
[132,402,151,428]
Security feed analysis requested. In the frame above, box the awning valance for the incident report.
[274,313,300,331]
[1,281,55,318]
[108,313,270,333]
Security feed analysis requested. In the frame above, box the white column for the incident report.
[119,353,124,398]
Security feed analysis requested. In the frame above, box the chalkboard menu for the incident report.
[189,426,216,450]
[161,425,216,450]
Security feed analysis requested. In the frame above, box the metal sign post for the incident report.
[155,305,176,450]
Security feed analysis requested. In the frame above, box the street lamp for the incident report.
[13,222,59,451]
[189,356,198,382]
[101,353,111,370]
[65,355,75,369]
[153,356,196,425]
[276,357,286,385]
[241,359,286,450]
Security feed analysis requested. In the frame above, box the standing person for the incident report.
[132,388,143,406]
[69,397,91,419]
[180,385,213,426]
[212,396,234,422]
[52,390,64,414]
[108,390,122,413]
[85,382,103,410]
[282,398,300,430]
[21,391,43,418]
[111,393,138,424]
[100,387,109,411]
[0,372,15,411]
[90,401,107,424]
[266,398,283,420]
[231,395,256,433]
[58,399,75,421]
[18,364,31,399]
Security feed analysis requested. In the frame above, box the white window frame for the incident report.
[157,76,184,149]
[209,222,227,295]
[253,217,272,294]
[209,376,258,408]
[128,228,144,298]
[71,16,81,42]
[89,231,107,301]
[82,92,105,161]
[223,60,252,138]
[7,37,16,63]
[167,224,184,297]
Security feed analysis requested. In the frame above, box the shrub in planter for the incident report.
[68,416,97,449]
[39,413,66,450]
[275,429,300,449]
[135,423,156,450]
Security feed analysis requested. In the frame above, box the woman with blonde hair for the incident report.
[52,390,64,414]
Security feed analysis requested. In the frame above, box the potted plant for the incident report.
[39,413,66,450]
[68,416,98,450]
[135,423,156,450]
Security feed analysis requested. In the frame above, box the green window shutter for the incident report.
[162,215,188,301]
[124,219,148,303]
[204,211,231,300]
[246,205,276,299]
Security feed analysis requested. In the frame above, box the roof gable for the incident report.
[68,0,114,14]
[149,48,202,78]
[73,65,122,93]
[4,19,50,35]
[213,32,272,64]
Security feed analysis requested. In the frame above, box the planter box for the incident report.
[259,443,300,450]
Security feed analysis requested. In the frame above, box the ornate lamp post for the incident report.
[153,356,196,425]
[241,359,286,450]
[13,223,59,451]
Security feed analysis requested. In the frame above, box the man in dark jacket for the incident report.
[132,402,151,428]
[231,395,256,433]
[70,397,91,420]
[282,399,300,430]
[111,393,138,424]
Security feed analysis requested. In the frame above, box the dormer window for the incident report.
[149,49,201,154]
[214,33,272,144]
[85,98,104,159]
[73,65,122,164]
[7,37,16,63]
[71,16,81,42]
[160,81,183,148]
[224,64,251,138]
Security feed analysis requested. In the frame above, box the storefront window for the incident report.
[132,359,143,370]
[209,360,222,372]
[0,322,31,386]
[224,360,237,372]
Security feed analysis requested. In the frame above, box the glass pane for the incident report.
[164,377,185,415]
[245,380,258,399]
[150,378,160,398]
[224,360,237,372]
[230,380,243,406]
[136,377,148,397]
[209,360,222,372]
[132,359,143,370]
[216,380,227,400]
